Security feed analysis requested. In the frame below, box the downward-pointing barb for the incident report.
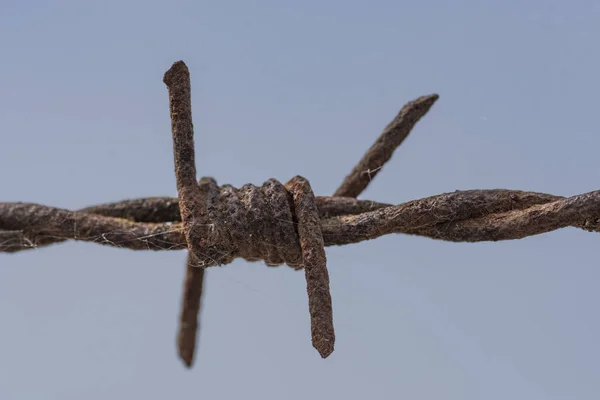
[286,176,335,358]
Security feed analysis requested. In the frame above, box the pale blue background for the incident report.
[1,1,599,399]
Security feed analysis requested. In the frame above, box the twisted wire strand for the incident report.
[2,189,598,254]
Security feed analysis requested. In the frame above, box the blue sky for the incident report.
[1,1,599,399]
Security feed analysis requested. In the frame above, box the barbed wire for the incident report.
[2,61,598,368]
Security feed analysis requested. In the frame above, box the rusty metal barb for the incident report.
[334,94,439,198]
[178,253,204,367]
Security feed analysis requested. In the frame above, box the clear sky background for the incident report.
[1,1,599,399]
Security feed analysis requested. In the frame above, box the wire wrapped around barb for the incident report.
[163,177,303,268]
[172,176,336,358]
[163,61,335,358]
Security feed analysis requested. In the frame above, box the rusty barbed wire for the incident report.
[2,61,599,368]
[4,189,599,252]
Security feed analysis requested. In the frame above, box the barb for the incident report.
[334,94,439,198]
[177,253,204,367]
[164,61,210,264]
[3,60,597,369]
[286,176,334,358]
[163,61,211,368]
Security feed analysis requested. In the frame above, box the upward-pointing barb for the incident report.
[334,94,439,198]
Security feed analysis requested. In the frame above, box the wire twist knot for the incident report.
[185,176,326,269]
[164,60,334,358]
